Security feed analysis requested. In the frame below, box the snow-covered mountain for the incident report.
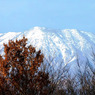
[0,27,95,73]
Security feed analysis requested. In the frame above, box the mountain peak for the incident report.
[33,26,46,31]
[0,27,95,73]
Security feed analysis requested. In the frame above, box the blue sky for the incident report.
[0,0,95,33]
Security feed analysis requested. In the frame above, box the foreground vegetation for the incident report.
[0,37,95,95]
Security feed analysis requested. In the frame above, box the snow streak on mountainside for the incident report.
[0,27,95,73]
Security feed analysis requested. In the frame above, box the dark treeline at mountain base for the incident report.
[0,36,95,95]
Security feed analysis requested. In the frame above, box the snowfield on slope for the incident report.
[0,27,95,74]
